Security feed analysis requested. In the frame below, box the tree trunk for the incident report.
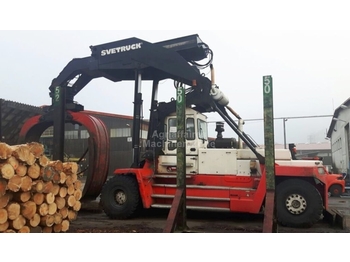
[51,184,60,196]
[63,162,78,174]
[0,221,9,232]
[59,171,67,184]
[18,225,31,233]
[42,181,53,194]
[7,202,20,220]
[66,195,76,207]
[74,180,82,190]
[45,192,55,205]
[55,196,66,210]
[39,154,49,167]
[10,214,26,230]
[67,184,75,195]
[21,201,37,220]
[38,203,49,216]
[27,142,44,158]
[40,215,55,227]
[0,163,15,179]
[0,193,13,208]
[20,176,33,192]
[0,142,13,159]
[7,175,22,192]
[48,202,57,215]
[0,208,8,224]
[53,223,62,233]
[61,219,70,232]
[54,213,63,225]
[29,213,41,227]
[41,166,60,183]
[15,163,27,177]
[73,189,82,201]
[32,180,44,193]
[59,186,67,198]
[7,156,19,170]
[68,210,77,221]
[32,192,45,205]
[73,200,81,212]
[27,163,41,179]
[59,207,68,219]
[13,191,31,203]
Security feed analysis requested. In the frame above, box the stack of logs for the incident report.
[0,142,83,233]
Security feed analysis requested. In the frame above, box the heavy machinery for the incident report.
[18,34,345,228]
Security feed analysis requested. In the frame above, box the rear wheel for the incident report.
[100,175,141,219]
[276,179,323,228]
[329,184,342,197]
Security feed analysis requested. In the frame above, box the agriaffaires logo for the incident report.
[100,42,143,56]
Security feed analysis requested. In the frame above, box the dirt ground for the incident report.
[67,197,350,233]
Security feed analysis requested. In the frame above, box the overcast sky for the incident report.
[1,1,350,146]
[1,30,349,145]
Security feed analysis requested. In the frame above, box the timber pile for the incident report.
[0,142,82,233]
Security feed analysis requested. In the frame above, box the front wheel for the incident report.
[329,184,342,197]
[276,179,323,228]
[100,175,141,219]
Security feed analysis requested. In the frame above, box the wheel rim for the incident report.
[285,194,307,215]
[114,190,127,205]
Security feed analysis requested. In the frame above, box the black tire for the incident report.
[100,175,141,219]
[329,184,342,197]
[276,179,323,228]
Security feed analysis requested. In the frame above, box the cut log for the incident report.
[38,154,50,167]
[38,203,49,216]
[29,213,40,227]
[7,156,19,170]
[0,163,15,179]
[18,225,30,233]
[7,202,20,220]
[51,184,60,195]
[40,215,55,227]
[65,175,73,186]
[74,189,82,201]
[0,142,13,159]
[59,172,67,184]
[74,180,82,190]
[73,200,81,212]
[15,163,27,177]
[27,153,36,166]
[0,193,13,208]
[27,163,41,179]
[7,175,22,192]
[66,195,76,207]
[59,186,67,198]
[21,200,37,220]
[32,192,44,205]
[11,214,26,230]
[59,207,68,219]
[42,181,53,194]
[61,219,70,232]
[20,176,33,192]
[0,221,9,232]
[4,229,16,233]
[41,166,60,183]
[0,178,7,196]
[27,142,44,158]
[13,191,31,203]
[49,160,64,172]
[55,196,66,210]
[29,226,42,233]
[42,226,52,233]
[53,223,62,233]
[63,162,78,174]
[11,145,35,165]
[54,213,63,225]
[68,210,77,221]
[32,180,44,193]
[45,192,55,205]
[0,208,8,224]
[48,202,57,215]
[71,173,78,183]
[67,184,75,195]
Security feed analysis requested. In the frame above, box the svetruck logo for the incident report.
[100,42,143,56]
